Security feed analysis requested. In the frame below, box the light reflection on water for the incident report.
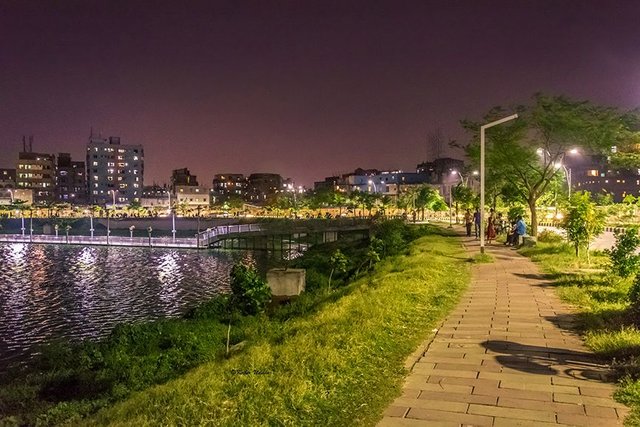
[0,243,262,369]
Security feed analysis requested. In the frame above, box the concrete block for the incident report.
[267,268,306,297]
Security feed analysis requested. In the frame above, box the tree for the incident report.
[562,192,606,262]
[606,227,640,278]
[415,185,446,221]
[451,184,476,222]
[462,94,635,236]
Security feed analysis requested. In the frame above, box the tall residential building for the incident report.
[247,173,283,203]
[86,136,144,205]
[170,168,199,189]
[56,153,87,204]
[211,174,247,203]
[16,151,56,204]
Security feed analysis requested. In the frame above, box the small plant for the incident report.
[606,227,640,278]
[562,191,606,262]
[470,253,493,263]
[328,249,348,289]
[230,263,271,315]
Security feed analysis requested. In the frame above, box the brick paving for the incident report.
[379,236,629,427]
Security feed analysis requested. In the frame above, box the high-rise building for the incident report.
[211,174,247,203]
[86,135,144,205]
[56,153,87,204]
[16,151,56,204]
[247,173,283,203]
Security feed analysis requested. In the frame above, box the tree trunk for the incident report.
[528,198,538,237]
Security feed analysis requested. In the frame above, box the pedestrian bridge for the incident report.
[0,220,371,250]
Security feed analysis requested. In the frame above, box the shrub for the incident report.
[230,263,271,315]
[537,229,564,243]
[606,227,640,278]
[630,274,640,308]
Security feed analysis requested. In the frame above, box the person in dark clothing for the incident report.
[473,208,481,239]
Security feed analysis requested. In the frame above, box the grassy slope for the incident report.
[519,242,640,426]
[85,231,469,426]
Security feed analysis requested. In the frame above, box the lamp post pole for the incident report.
[480,114,518,254]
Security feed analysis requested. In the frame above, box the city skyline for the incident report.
[2,1,639,186]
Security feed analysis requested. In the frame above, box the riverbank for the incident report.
[0,223,470,426]
[519,241,640,425]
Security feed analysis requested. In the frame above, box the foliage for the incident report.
[562,191,606,260]
[594,192,615,206]
[537,229,564,243]
[0,223,467,427]
[518,241,640,425]
[507,205,526,222]
[83,229,470,427]
[229,263,272,315]
[462,93,637,236]
[451,184,476,210]
[328,249,348,289]
[606,227,640,278]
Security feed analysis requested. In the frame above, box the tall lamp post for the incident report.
[480,114,519,254]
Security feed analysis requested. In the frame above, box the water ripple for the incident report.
[0,243,263,369]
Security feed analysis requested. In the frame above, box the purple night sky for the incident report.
[1,0,639,186]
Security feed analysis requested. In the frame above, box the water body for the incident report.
[0,243,265,369]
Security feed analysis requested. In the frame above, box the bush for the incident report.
[537,229,564,243]
[606,227,640,278]
[630,274,640,308]
[230,263,272,315]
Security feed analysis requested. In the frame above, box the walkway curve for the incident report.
[379,236,628,427]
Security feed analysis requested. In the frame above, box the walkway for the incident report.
[379,236,629,427]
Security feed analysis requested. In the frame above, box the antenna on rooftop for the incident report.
[29,135,33,152]
[22,135,26,152]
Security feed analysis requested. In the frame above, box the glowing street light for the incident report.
[480,113,519,254]
[367,180,377,193]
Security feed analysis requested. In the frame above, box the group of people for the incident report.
[463,208,527,247]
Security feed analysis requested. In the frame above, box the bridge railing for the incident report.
[0,234,198,248]
[198,224,262,246]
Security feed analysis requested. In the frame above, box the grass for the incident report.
[0,224,470,426]
[469,253,494,264]
[518,241,640,425]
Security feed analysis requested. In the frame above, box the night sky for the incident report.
[1,0,639,186]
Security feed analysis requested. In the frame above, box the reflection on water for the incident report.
[0,243,262,368]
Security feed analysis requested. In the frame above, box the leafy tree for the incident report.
[562,192,606,262]
[606,227,640,278]
[415,185,446,221]
[462,94,635,236]
[451,184,476,222]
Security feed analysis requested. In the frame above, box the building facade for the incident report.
[174,185,210,206]
[56,153,87,204]
[16,152,56,204]
[247,173,283,203]
[86,136,144,205]
[211,174,247,204]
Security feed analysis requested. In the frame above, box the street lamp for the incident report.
[7,189,14,203]
[368,180,377,193]
[109,190,116,208]
[85,209,95,238]
[480,113,519,254]
[147,226,153,247]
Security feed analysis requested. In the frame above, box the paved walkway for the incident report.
[379,236,629,427]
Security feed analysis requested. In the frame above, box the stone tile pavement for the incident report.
[379,236,629,427]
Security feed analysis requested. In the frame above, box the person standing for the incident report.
[464,209,473,237]
[473,208,481,239]
[486,209,497,243]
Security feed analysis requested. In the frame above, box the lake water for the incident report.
[0,243,264,369]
